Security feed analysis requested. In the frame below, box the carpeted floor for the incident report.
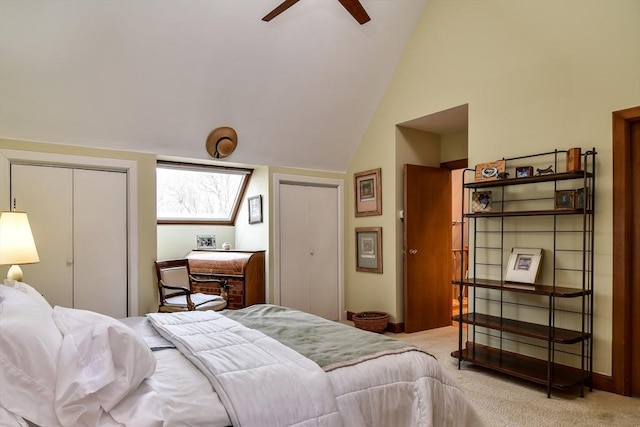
[388,325,640,427]
[387,327,640,427]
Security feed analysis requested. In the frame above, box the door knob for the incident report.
[66,258,73,266]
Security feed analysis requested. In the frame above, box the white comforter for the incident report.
[146,309,483,427]
[147,311,344,427]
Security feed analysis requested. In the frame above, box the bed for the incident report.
[0,282,483,427]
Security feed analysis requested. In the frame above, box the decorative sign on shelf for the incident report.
[475,160,506,182]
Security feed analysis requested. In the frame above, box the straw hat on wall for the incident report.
[206,126,237,159]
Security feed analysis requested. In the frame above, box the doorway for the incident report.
[612,105,640,396]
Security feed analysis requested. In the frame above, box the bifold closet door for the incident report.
[10,164,127,317]
[279,183,339,320]
[72,169,127,318]
[10,165,74,308]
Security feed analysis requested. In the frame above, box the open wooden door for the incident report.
[612,106,640,396]
[403,164,452,333]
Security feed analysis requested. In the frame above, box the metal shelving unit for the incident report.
[452,148,596,397]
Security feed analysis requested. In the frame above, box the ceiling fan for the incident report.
[263,0,371,25]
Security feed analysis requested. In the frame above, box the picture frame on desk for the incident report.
[196,234,216,249]
[505,247,543,284]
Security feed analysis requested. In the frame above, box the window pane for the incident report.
[157,165,249,222]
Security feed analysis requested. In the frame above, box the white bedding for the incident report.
[147,310,344,427]
[1,282,482,426]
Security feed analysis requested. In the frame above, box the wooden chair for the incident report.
[154,259,228,312]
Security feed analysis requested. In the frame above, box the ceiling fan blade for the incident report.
[337,0,371,25]
[262,0,301,22]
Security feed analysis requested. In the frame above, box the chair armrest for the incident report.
[160,281,195,310]
[161,283,192,294]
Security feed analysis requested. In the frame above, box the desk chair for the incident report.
[154,259,228,312]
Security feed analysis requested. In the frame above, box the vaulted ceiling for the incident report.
[0,0,429,172]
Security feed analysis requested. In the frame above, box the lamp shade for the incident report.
[0,211,40,265]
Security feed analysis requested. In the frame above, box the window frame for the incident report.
[156,160,253,225]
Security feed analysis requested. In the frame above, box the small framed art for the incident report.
[355,227,382,273]
[505,247,543,284]
[472,191,492,212]
[515,166,534,178]
[197,234,216,249]
[354,168,382,217]
[554,190,575,210]
[248,195,263,224]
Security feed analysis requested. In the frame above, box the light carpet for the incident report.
[386,325,640,427]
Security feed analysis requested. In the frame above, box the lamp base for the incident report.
[6,265,23,282]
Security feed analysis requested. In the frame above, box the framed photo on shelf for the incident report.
[575,187,588,209]
[475,160,506,182]
[515,166,534,178]
[505,247,543,284]
[354,168,382,217]
[472,191,492,212]
[355,227,382,273]
[197,234,216,249]
[248,195,263,224]
[554,189,575,210]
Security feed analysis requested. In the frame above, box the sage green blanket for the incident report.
[223,304,432,370]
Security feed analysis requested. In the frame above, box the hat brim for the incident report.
[206,127,238,159]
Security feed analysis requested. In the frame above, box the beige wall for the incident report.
[345,0,640,377]
[0,138,159,315]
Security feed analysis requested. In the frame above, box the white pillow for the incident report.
[53,306,156,426]
[3,280,52,314]
[0,285,62,426]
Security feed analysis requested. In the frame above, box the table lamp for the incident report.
[0,211,40,281]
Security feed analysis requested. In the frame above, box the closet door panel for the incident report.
[279,184,310,311]
[73,169,128,318]
[279,183,340,320]
[308,186,339,320]
[10,164,73,307]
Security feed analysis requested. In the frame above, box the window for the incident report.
[156,161,252,225]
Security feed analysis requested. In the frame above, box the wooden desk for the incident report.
[186,250,265,309]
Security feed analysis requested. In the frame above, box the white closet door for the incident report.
[73,169,127,318]
[280,184,339,320]
[10,164,73,308]
[10,165,128,317]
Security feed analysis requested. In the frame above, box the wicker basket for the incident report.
[352,311,389,333]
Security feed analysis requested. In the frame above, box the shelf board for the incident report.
[452,342,589,390]
[465,209,592,218]
[452,312,590,344]
[464,171,592,189]
[453,278,590,297]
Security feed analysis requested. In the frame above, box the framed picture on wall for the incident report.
[355,227,382,273]
[354,168,382,216]
[248,195,263,224]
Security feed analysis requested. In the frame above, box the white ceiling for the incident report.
[0,0,436,172]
